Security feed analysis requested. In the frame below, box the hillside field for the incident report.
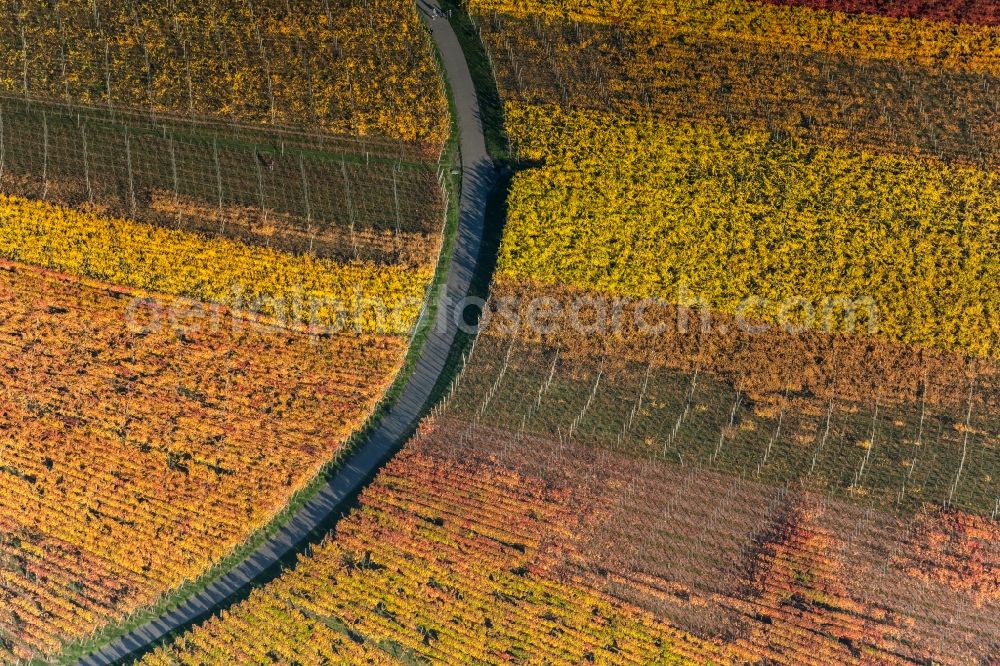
[0,0,451,661]
[138,1,999,664]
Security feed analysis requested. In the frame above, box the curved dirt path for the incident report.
[77,3,494,663]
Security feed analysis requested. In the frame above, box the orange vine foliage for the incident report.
[141,432,728,665]
[0,263,406,662]
[721,500,911,665]
[895,506,1000,602]
[487,280,999,413]
[142,416,1000,665]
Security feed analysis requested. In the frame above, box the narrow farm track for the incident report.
[75,2,494,663]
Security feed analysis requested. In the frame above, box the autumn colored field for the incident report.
[138,0,1000,663]
[140,433,726,665]
[471,0,999,358]
[0,0,448,146]
[0,89,447,268]
[0,263,410,662]
[760,0,1000,25]
[479,13,1000,168]
[470,0,1000,73]
[469,0,999,517]
[453,333,999,514]
[486,281,998,411]
[2,0,996,662]
[0,194,434,333]
[498,105,998,355]
[142,405,1000,665]
[0,0,452,275]
[0,1,452,660]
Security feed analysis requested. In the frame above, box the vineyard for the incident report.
[0,0,450,661]
[137,0,1000,663]
[758,0,1000,25]
[498,104,998,355]
[141,338,1000,663]
[474,13,1000,168]
[463,0,996,658]
[0,97,445,254]
[472,0,1000,356]
[1,0,997,663]
[0,264,407,662]
[141,439,725,665]
[463,0,1000,513]
[449,334,999,517]
[0,0,449,145]
[0,194,431,333]
[469,0,1000,72]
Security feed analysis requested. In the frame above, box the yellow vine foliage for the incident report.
[0,194,431,334]
[468,0,1000,73]
[472,12,1000,169]
[499,103,999,357]
[0,0,449,147]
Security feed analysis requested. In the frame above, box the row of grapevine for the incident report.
[0,194,433,333]
[140,400,1000,665]
[497,104,999,356]
[141,444,726,665]
[0,264,409,662]
[486,281,998,412]
[468,0,1000,73]
[0,0,449,146]
[0,97,446,262]
[449,334,998,516]
[758,0,1000,25]
[475,11,1000,168]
